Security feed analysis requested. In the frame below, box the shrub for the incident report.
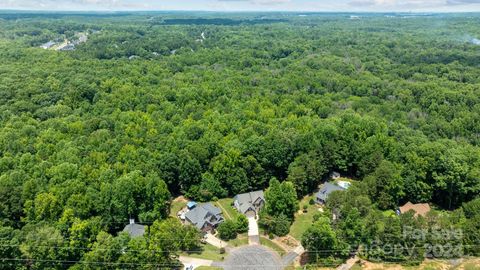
[217,220,237,240]
[235,215,249,233]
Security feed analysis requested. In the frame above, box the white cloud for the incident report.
[347,0,466,9]
[217,0,291,5]
[1,0,480,11]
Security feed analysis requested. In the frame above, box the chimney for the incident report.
[129,218,135,225]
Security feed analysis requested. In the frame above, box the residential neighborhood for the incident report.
[137,170,480,270]
[39,31,90,51]
[171,175,356,270]
[118,177,448,270]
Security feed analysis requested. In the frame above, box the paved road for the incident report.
[337,256,359,270]
[281,244,304,266]
[179,256,213,270]
[205,233,229,249]
[216,245,283,270]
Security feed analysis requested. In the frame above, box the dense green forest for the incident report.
[0,12,479,269]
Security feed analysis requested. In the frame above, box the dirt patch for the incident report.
[275,235,299,250]
[173,195,188,203]
[359,259,453,270]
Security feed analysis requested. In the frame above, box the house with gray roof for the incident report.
[316,182,346,204]
[185,203,224,232]
[123,219,145,238]
[233,190,265,216]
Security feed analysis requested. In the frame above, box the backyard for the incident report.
[170,196,187,217]
[214,198,239,220]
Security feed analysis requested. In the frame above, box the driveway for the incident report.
[247,215,260,245]
[215,245,283,270]
[205,233,229,249]
[179,256,213,270]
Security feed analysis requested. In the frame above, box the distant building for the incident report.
[399,202,431,217]
[316,182,346,204]
[123,218,145,238]
[58,43,75,51]
[185,203,224,232]
[40,41,56,49]
[330,171,341,179]
[233,190,265,216]
[77,33,88,43]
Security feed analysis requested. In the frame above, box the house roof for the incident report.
[202,203,222,216]
[123,223,145,238]
[234,190,265,214]
[399,202,431,217]
[184,203,223,230]
[316,182,345,202]
[239,203,255,214]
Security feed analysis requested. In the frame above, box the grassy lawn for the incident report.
[181,243,225,261]
[260,237,287,256]
[227,233,249,247]
[214,198,239,220]
[453,259,480,270]
[289,195,319,241]
[195,267,223,270]
[169,199,186,218]
[350,264,362,270]
[464,263,480,270]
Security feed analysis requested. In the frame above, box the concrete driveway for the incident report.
[179,256,213,270]
[216,245,283,270]
[247,215,260,245]
[205,233,229,249]
[247,216,259,236]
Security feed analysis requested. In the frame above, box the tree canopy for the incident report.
[0,11,479,269]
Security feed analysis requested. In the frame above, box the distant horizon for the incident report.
[2,0,480,13]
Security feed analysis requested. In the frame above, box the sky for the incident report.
[1,0,480,12]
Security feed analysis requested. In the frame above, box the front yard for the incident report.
[226,233,249,247]
[181,243,225,261]
[260,237,287,257]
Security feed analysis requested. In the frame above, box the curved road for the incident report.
[214,245,283,270]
